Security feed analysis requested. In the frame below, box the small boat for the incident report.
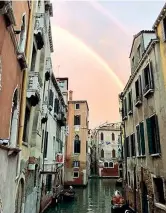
[62,186,76,202]
[63,191,75,202]
[116,178,123,187]
[111,190,126,213]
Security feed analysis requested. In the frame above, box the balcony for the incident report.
[27,72,40,106]
[34,14,44,50]
[135,95,142,107]
[41,101,48,124]
[143,84,154,98]
[0,1,16,26]
[57,112,66,126]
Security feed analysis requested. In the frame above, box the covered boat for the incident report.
[111,190,126,213]
[62,186,76,202]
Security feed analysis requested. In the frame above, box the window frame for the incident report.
[73,171,79,178]
[75,103,80,110]
[74,115,81,126]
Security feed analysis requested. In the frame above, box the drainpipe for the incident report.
[18,2,35,147]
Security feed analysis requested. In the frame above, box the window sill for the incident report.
[155,203,166,211]
[143,88,154,98]
[0,144,21,155]
[135,100,142,107]
[137,155,146,158]
[128,110,133,116]
[22,141,28,147]
[151,153,161,157]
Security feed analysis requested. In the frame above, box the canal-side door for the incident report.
[142,182,148,213]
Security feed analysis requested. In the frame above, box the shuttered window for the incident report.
[49,89,53,108]
[128,90,133,112]
[130,133,136,157]
[162,17,166,42]
[43,131,48,158]
[140,122,145,155]
[143,62,154,95]
[54,98,59,114]
[146,115,161,155]
[126,137,130,157]
[74,115,81,125]
[136,122,145,156]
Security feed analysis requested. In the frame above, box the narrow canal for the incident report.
[45,179,122,213]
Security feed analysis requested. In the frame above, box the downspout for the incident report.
[18,2,34,147]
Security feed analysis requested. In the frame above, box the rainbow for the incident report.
[52,25,124,90]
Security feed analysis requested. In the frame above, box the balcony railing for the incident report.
[57,112,66,126]
[135,95,142,107]
[143,84,154,98]
[27,72,40,106]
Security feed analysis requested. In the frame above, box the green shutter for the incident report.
[146,118,153,154]
[136,126,141,155]
[140,122,145,155]
[154,115,161,153]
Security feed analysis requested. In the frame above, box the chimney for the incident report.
[69,90,73,101]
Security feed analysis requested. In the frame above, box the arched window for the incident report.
[74,135,80,154]
[19,14,27,53]
[109,162,114,168]
[101,149,104,158]
[112,133,115,141]
[101,132,104,141]
[104,162,108,168]
[112,149,116,158]
[10,89,19,146]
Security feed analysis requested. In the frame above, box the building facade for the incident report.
[0,1,29,213]
[96,122,121,178]
[40,74,67,212]
[65,90,89,186]
[122,29,166,213]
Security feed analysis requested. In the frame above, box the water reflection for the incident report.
[44,179,121,213]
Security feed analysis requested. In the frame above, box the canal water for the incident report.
[45,179,122,213]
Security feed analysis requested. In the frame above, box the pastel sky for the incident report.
[51,1,164,128]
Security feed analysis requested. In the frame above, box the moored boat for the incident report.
[62,186,76,202]
[116,178,123,187]
[111,190,126,213]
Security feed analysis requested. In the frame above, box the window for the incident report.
[109,162,114,168]
[128,90,133,114]
[74,115,81,125]
[104,162,108,168]
[23,106,30,143]
[153,177,165,204]
[73,161,80,168]
[19,14,26,53]
[34,164,38,187]
[73,171,79,178]
[74,135,81,154]
[101,132,104,141]
[128,172,131,186]
[54,98,59,114]
[75,103,80,109]
[112,133,115,141]
[49,89,54,109]
[30,44,37,71]
[130,133,136,157]
[101,149,104,158]
[112,149,116,158]
[162,17,166,41]
[46,174,52,192]
[137,45,141,59]
[43,131,48,158]
[132,57,135,68]
[126,137,130,157]
[146,115,161,155]
[143,62,154,96]
[135,75,142,105]
[122,97,127,119]
[136,122,145,156]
